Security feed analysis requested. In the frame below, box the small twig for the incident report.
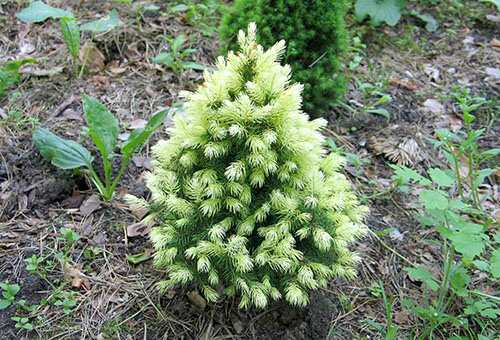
[369,229,417,267]
[308,51,327,68]
[49,95,76,117]
[332,299,374,323]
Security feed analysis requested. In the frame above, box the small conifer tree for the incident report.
[129,24,368,309]
[219,0,348,116]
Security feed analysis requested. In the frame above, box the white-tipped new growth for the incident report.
[130,23,369,309]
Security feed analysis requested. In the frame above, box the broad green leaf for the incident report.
[449,230,486,260]
[121,109,168,156]
[355,0,405,26]
[16,1,74,23]
[152,53,175,68]
[473,168,496,189]
[126,252,150,264]
[480,148,500,159]
[490,251,500,278]
[409,10,438,32]
[60,18,80,60]
[0,299,11,309]
[171,35,186,54]
[428,168,454,187]
[33,127,94,170]
[450,265,470,296]
[181,61,211,71]
[9,285,20,296]
[473,260,490,271]
[447,199,468,211]
[0,59,36,96]
[419,190,448,210]
[83,95,119,161]
[171,4,189,12]
[436,226,453,238]
[404,266,439,291]
[144,5,160,11]
[366,108,390,121]
[80,9,120,32]
[390,165,432,186]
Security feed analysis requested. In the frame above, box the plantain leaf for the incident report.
[33,127,94,170]
[60,18,80,60]
[355,0,405,26]
[16,1,74,23]
[409,10,439,32]
[80,9,120,32]
[83,95,119,162]
[121,109,168,157]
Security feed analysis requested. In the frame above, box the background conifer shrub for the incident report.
[219,0,348,117]
[130,24,368,309]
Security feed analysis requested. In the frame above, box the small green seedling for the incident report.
[16,1,119,78]
[33,95,167,200]
[58,227,81,244]
[54,297,76,314]
[390,97,500,338]
[170,1,220,36]
[347,37,392,121]
[0,59,36,97]
[153,34,209,74]
[24,255,44,274]
[0,282,20,309]
[11,316,34,330]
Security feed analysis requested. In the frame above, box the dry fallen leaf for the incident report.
[20,65,64,77]
[80,195,101,216]
[64,262,90,290]
[389,77,417,91]
[370,136,422,166]
[126,222,150,237]
[62,108,83,121]
[79,42,106,73]
[491,39,500,48]
[128,119,147,130]
[131,155,152,170]
[423,64,440,82]
[423,99,444,114]
[118,132,130,141]
[394,309,410,325]
[187,290,206,310]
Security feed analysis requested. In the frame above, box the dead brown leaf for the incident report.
[20,65,64,77]
[423,99,444,114]
[187,290,206,310]
[79,42,106,73]
[394,309,410,325]
[389,77,417,91]
[370,136,422,166]
[126,222,150,237]
[128,119,147,130]
[80,195,101,216]
[64,262,90,290]
[131,155,152,170]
